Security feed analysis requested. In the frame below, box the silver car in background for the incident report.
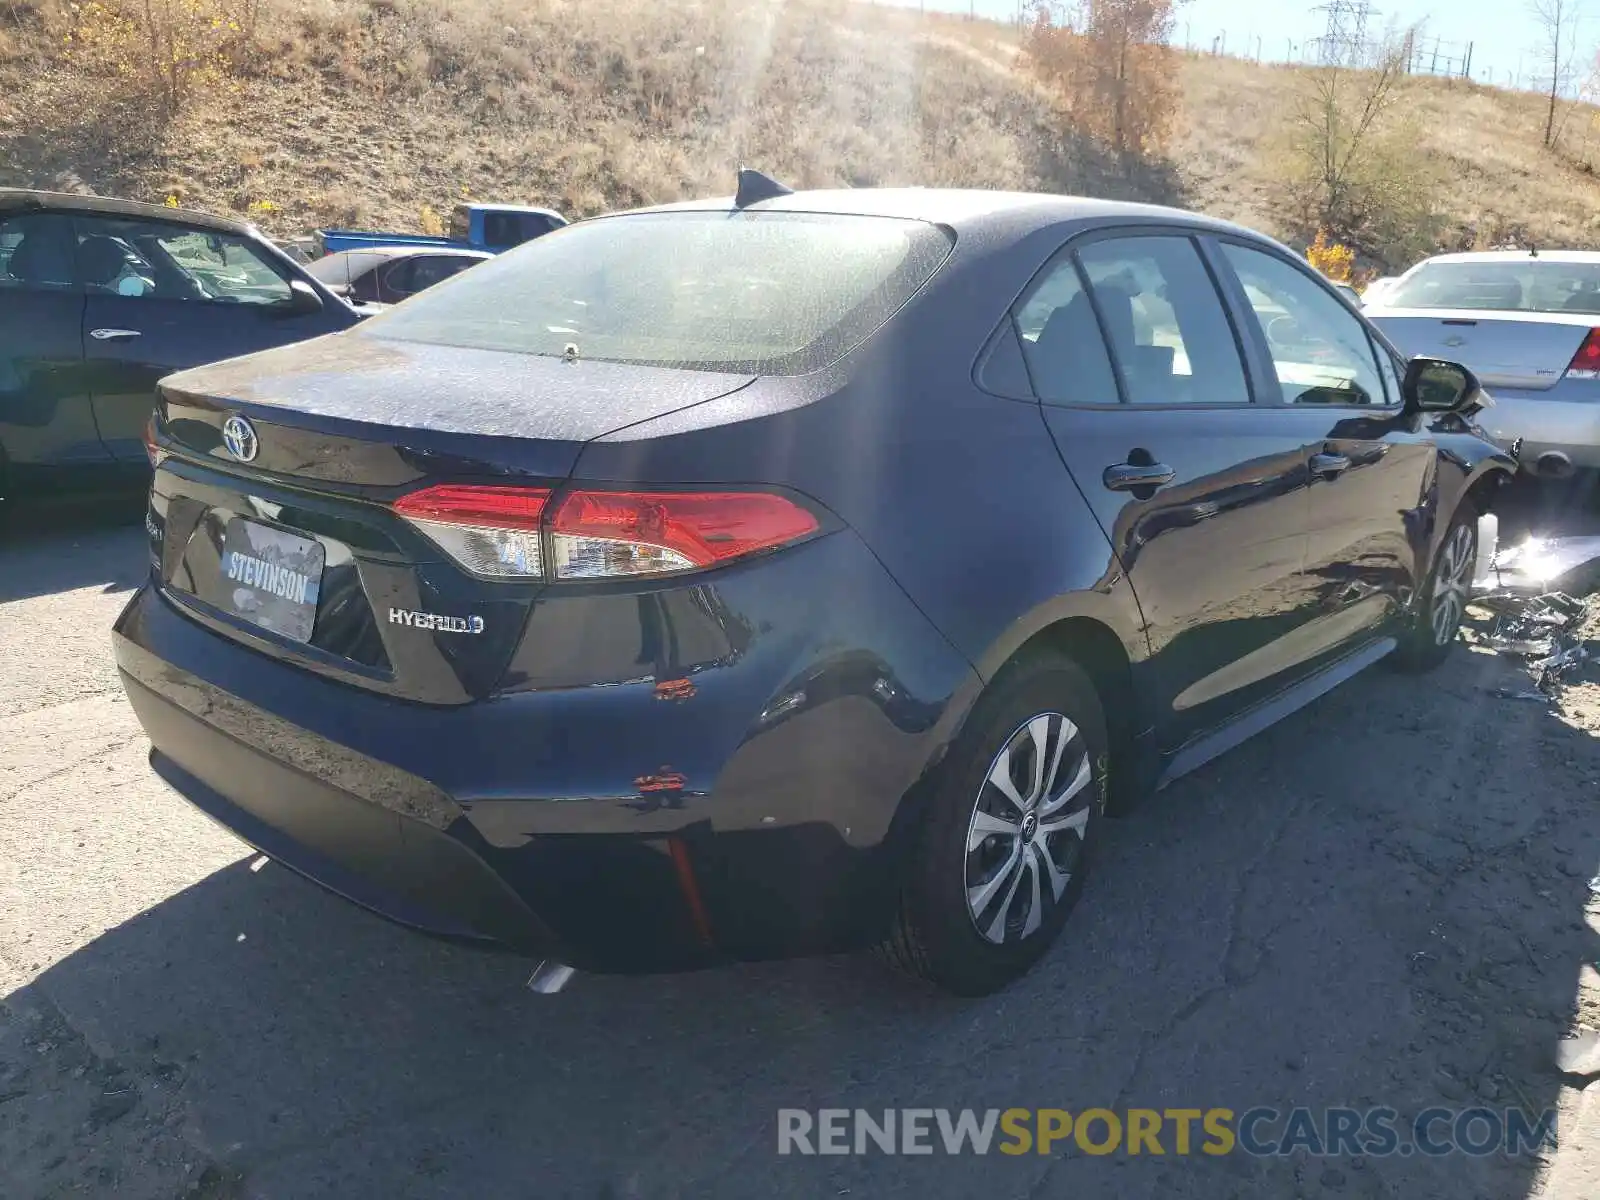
[1365,250,1600,477]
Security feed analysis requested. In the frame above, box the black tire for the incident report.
[879,655,1109,996]
[1392,508,1477,673]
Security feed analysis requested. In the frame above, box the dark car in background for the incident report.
[305,246,493,306]
[0,189,366,510]
[116,179,1513,996]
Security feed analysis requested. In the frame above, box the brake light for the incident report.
[393,484,551,578]
[389,484,819,580]
[1567,329,1600,379]
[142,413,165,469]
[547,490,820,579]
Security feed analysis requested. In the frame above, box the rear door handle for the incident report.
[89,328,142,341]
[1103,462,1177,492]
[1310,453,1351,477]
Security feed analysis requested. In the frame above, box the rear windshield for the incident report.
[1387,259,1600,316]
[359,210,954,373]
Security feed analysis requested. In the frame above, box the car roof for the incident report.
[465,203,565,219]
[355,245,493,260]
[1409,249,1600,267]
[0,187,256,235]
[613,186,1268,241]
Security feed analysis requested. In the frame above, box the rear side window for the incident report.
[0,213,77,291]
[1077,236,1250,406]
[363,211,955,374]
[1012,253,1120,405]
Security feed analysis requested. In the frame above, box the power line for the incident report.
[1311,0,1378,67]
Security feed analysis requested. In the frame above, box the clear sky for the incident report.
[901,0,1579,91]
[1179,0,1562,87]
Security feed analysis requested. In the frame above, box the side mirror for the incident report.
[279,277,325,316]
[1402,356,1481,414]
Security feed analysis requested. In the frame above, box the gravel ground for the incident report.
[3,497,1600,1199]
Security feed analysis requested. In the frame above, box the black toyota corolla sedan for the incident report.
[115,175,1515,995]
[0,189,366,512]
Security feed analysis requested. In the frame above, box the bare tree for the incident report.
[1531,0,1584,147]
[1296,41,1407,233]
[1277,30,1442,266]
[1023,0,1184,158]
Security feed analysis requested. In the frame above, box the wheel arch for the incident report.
[1429,456,1514,572]
[1460,460,1512,519]
[998,615,1144,814]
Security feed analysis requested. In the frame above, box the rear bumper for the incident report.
[1477,386,1600,470]
[136,695,547,952]
[112,531,978,972]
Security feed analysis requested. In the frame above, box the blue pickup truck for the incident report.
[318,202,567,257]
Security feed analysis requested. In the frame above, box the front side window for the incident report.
[404,255,477,293]
[1077,235,1250,405]
[1375,343,1403,406]
[74,218,292,306]
[0,213,77,291]
[362,211,954,374]
[1221,243,1387,407]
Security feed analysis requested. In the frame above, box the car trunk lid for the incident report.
[158,332,757,479]
[1368,308,1597,392]
[150,333,756,704]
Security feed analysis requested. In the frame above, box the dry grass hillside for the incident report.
[3,0,1600,266]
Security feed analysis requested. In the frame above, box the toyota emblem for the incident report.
[221,414,259,463]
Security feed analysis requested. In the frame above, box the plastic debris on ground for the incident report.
[1555,1029,1600,1078]
[1472,538,1596,699]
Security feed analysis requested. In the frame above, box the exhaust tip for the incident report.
[526,960,576,994]
[1534,451,1575,480]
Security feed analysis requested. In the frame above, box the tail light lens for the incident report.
[548,490,820,579]
[391,485,819,581]
[1567,330,1600,379]
[393,484,551,578]
[142,412,166,469]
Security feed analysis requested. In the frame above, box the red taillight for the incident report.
[547,490,820,579]
[393,484,550,530]
[393,484,551,578]
[1568,329,1600,378]
[390,484,818,580]
[142,412,165,469]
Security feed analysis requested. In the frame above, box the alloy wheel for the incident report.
[1430,523,1475,647]
[963,713,1094,945]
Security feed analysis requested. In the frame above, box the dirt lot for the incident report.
[4,499,1600,1199]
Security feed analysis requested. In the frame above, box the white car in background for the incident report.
[1364,250,1600,478]
[1360,276,1400,308]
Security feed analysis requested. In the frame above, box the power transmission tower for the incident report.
[1312,0,1378,67]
